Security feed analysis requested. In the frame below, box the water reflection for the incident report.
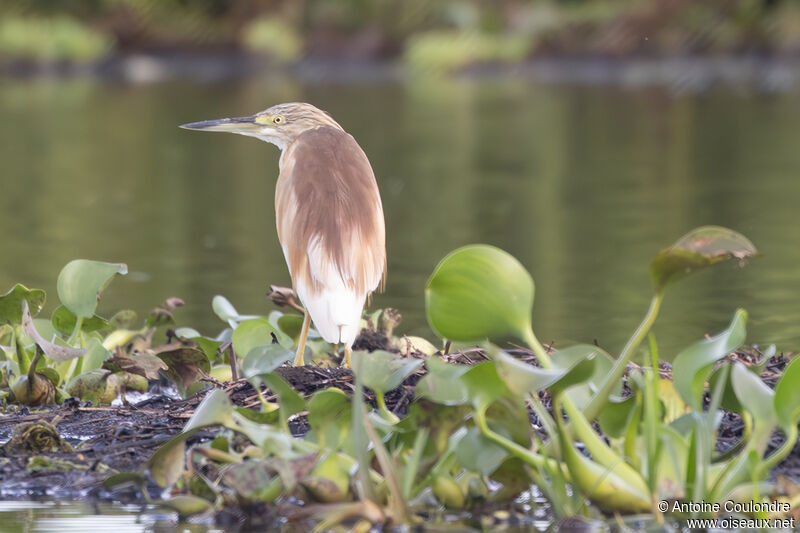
[1,77,800,356]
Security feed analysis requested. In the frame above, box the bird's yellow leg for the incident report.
[293,311,311,366]
[343,346,352,369]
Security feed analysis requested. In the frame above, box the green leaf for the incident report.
[731,362,775,422]
[490,344,597,397]
[159,494,213,517]
[82,337,112,372]
[57,260,127,319]
[0,284,45,325]
[415,356,470,405]
[147,430,196,488]
[597,396,638,439]
[276,313,306,339]
[461,361,512,413]
[263,373,306,425]
[773,357,800,429]
[242,343,295,378]
[351,350,423,394]
[51,306,109,336]
[425,244,533,342]
[672,310,747,411]
[491,347,563,395]
[454,426,508,476]
[185,388,234,431]
[650,226,757,291]
[307,388,352,450]
[552,345,619,408]
[232,318,292,356]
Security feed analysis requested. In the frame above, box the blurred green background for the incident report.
[1,1,799,69]
[2,1,800,357]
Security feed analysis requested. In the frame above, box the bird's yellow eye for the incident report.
[273,115,285,125]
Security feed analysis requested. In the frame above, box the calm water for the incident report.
[2,76,800,357]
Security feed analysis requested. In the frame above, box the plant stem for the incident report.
[67,316,83,345]
[522,326,553,369]
[375,390,400,424]
[583,291,664,421]
[474,407,565,475]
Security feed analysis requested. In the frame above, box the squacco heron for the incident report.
[181,103,386,368]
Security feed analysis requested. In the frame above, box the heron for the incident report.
[181,102,386,368]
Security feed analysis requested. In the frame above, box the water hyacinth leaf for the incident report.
[650,226,757,292]
[276,313,306,339]
[774,357,800,428]
[461,361,512,413]
[545,353,597,396]
[551,345,619,408]
[147,429,199,487]
[82,337,112,372]
[21,300,87,362]
[242,343,295,378]
[156,346,211,397]
[212,294,240,324]
[415,356,470,405]
[185,389,234,431]
[57,260,127,319]
[0,284,46,325]
[672,310,747,410]
[103,471,145,490]
[730,363,775,423]
[233,318,293,356]
[491,346,565,395]
[175,329,224,363]
[308,388,352,450]
[159,494,214,517]
[51,306,109,336]
[425,244,533,342]
[263,373,306,423]
[352,350,423,393]
[597,395,637,439]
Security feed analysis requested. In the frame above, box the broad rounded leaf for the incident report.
[774,357,800,429]
[51,305,109,336]
[242,344,295,378]
[415,356,470,405]
[650,226,757,292]
[57,260,127,319]
[232,318,292,356]
[0,284,46,325]
[453,426,508,476]
[426,245,533,342]
[352,350,424,394]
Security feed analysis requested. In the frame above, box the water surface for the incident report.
[2,76,800,357]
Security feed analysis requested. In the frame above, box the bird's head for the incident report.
[180,102,343,150]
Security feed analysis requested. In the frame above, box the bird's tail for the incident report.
[297,285,365,348]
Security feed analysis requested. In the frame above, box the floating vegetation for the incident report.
[1,226,799,530]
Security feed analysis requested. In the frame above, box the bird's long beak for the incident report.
[179,116,262,134]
